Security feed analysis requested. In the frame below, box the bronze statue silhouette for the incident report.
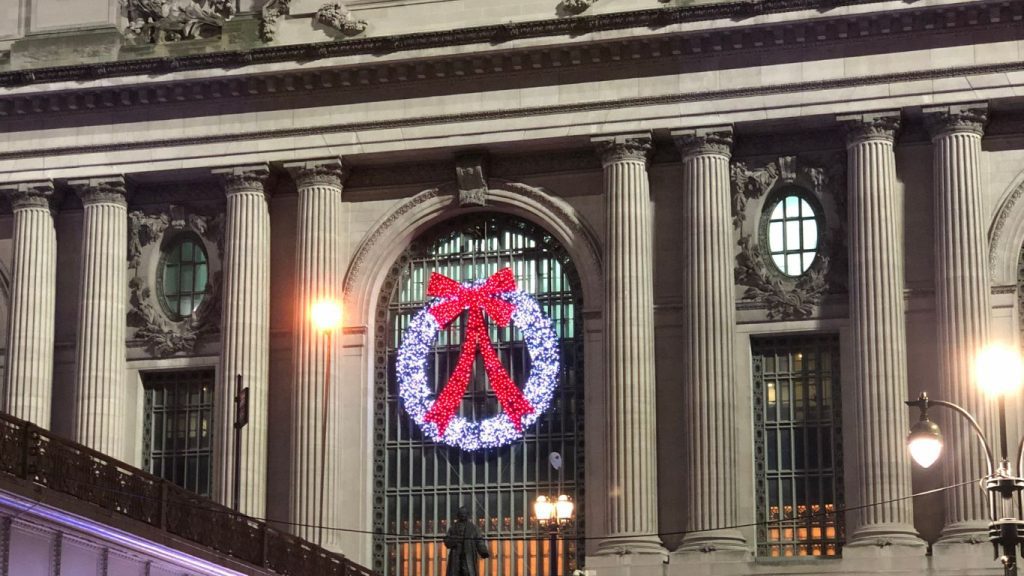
[444,506,490,576]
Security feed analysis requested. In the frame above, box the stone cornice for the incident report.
[0,59,1019,167]
[923,103,989,139]
[0,0,1019,120]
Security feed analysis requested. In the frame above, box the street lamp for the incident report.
[906,343,1024,576]
[534,494,575,576]
[311,298,342,548]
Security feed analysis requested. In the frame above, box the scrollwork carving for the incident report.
[735,236,829,320]
[121,0,235,44]
[127,206,224,357]
[315,2,367,36]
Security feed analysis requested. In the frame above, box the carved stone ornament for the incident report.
[672,127,734,158]
[592,134,652,166]
[315,2,367,36]
[730,153,847,320]
[215,165,270,196]
[69,177,128,207]
[121,0,235,44]
[838,112,901,144]
[127,206,225,357]
[563,0,597,15]
[0,181,56,212]
[923,104,988,138]
[455,155,489,207]
[285,159,347,190]
[260,0,291,42]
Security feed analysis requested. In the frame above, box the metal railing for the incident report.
[0,412,375,576]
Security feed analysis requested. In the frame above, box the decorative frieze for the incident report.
[315,2,367,36]
[122,0,236,44]
[728,152,846,320]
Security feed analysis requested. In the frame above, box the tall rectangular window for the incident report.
[753,335,844,557]
[142,369,215,497]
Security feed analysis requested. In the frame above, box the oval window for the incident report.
[160,236,209,319]
[766,194,819,276]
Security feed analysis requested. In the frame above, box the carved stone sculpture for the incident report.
[563,0,597,14]
[455,155,489,207]
[260,0,291,42]
[122,0,235,44]
[315,2,367,35]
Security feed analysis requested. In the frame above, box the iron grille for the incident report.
[374,215,584,576]
[753,335,844,557]
[142,368,215,497]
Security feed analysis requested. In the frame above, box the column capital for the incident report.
[923,103,988,139]
[838,111,901,145]
[591,133,653,166]
[0,181,57,211]
[284,158,347,189]
[670,126,733,158]
[68,176,128,207]
[213,165,271,198]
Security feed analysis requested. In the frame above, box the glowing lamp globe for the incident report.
[907,417,943,469]
[555,495,575,523]
[310,299,342,333]
[974,343,1024,397]
[534,495,554,524]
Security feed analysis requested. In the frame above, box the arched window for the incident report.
[764,193,820,276]
[374,214,584,576]
[159,235,209,319]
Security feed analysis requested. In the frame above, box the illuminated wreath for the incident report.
[396,268,560,451]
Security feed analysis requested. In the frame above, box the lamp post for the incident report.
[906,343,1024,576]
[311,299,342,548]
[534,494,574,576]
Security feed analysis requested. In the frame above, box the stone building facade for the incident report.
[1,0,1023,575]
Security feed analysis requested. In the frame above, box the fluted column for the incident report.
[212,165,271,517]
[0,182,58,428]
[838,112,926,551]
[591,133,665,555]
[924,104,996,544]
[69,177,128,459]
[284,158,344,545]
[670,127,747,553]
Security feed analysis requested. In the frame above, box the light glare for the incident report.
[310,299,342,333]
[908,436,943,469]
[974,343,1024,397]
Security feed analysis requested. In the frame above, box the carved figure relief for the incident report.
[315,2,367,35]
[128,206,224,357]
[455,155,489,207]
[122,0,235,44]
[562,0,597,15]
[260,0,292,42]
[730,154,847,320]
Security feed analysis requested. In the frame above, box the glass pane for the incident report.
[182,241,193,260]
[787,254,801,274]
[785,196,798,218]
[772,254,786,271]
[785,221,800,251]
[802,219,818,250]
[196,263,208,291]
[771,202,785,221]
[802,252,815,272]
[769,222,784,253]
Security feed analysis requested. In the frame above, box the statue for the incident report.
[444,506,490,576]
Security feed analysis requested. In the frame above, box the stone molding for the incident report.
[730,153,847,320]
[213,165,271,197]
[0,181,56,212]
[315,2,368,35]
[989,174,1024,284]
[671,126,734,158]
[591,133,652,166]
[284,158,347,189]
[838,111,901,145]
[0,0,1014,116]
[923,103,989,139]
[68,177,128,207]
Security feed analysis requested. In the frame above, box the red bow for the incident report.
[424,268,535,435]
